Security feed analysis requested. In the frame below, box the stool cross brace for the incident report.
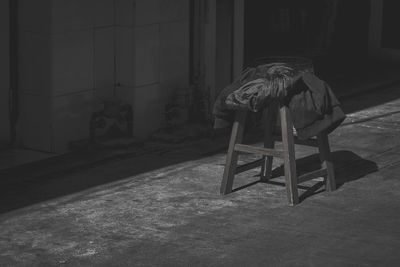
[220,105,336,206]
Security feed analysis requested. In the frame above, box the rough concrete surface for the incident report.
[1,86,400,266]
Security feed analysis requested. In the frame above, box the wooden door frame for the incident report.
[191,0,244,118]
[9,0,18,146]
[232,0,244,77]
[368,0,400,61]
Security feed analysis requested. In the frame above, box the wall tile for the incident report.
[93,0,115,27]
[0,0,9,33]
[115,86,135,105]
[95,27,115,89]
[134,84,166,137]
[116,0,135,26]
[51,30,94,96]
[159,21,189,97]
[116,85,166,138]
[50,0,94,32]
[135,0,160,26]
[51,90,94,153]
[116,27,135,87]
[18,32,51,95]
[18,0,52,33]
[160,0,189,22]
[94,87,115,103]
[18,93,52,152]
[93,87,116,112]
[134,24,160,86]
[19,0,114,33]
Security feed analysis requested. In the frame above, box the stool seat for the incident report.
[220,102,336,206]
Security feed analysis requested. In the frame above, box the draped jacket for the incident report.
[213,63,346,139]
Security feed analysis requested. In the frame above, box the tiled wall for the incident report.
[17,0,189,152]
[0,0,9,146]
[115,0,190,138]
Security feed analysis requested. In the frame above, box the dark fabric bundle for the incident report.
[213,63,298,129]
[212,63,346,139]
[225,63,297,112]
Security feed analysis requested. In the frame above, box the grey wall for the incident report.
[0,0,10,147]
[17,0,189,153]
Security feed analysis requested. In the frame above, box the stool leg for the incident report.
[317,132,336,192]
[220,111,247,195]
[280,106,299,206]
[260,103,278,182]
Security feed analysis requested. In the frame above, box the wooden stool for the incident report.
[220,103,336,206]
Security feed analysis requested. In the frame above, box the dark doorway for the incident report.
[329,0,371,61]
[243,0,371,67]
[381,0,400,50]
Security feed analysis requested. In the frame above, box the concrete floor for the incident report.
[1,86,400,266]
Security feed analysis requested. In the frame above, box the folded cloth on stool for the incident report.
[213,63,346,139]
